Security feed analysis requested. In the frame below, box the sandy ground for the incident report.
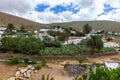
[0,54,120,80]
[0,62,19,80]
[32,63,73,80]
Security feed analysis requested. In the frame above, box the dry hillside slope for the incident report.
[0,12,120,31]
[0,12,46,30]
[49,20,120,32]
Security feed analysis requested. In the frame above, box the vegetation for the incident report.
[1,37,44,55]
[76,55,87,64]
[35,64,42,70]
[39,45,89,56]
[7,57,20,65]
[87,35,103,55]
[83,24,92,34]
[73,65,120,80]
[41,74,55,80]
[106,37,113,41]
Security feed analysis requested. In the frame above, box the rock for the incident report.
[23,72,28,78]
[17,77,25,80]
[8,77,15,80]
[34,70,38,73]
[15,71,21,79]
[64,64,86,77]
[31,67,35,70]
[26,70,33,78]
[20,68,28,73]
[26,65,33,70]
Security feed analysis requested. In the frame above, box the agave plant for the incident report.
[41,74,55,80]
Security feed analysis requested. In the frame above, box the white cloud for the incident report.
[0,0,120,23]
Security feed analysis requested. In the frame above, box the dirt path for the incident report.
[87,54,120,64]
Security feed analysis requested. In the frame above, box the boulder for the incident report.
[15,71,21,79]
[20,68,28,73]
[26,70,33,78]
[26,65,33,70]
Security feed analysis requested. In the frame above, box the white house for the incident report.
[64,36,86,45]
[104,42,119,48]
[0,27,6,37]
[104,62,119,70]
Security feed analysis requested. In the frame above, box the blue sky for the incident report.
[0,0,120,23]
[98,4,117,16]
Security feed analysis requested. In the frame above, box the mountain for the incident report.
[49,20,120,32]
[0,12,46,30]
[0,12,120,32]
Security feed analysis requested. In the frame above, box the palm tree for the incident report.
[87,35,103,55]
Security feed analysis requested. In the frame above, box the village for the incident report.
[0,23,120,80]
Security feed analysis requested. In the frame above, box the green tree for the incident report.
[1,37,15,50]
[86,35,103,55]
[6,23,15,36]
[20,25,25,32]
[83,24,92,34]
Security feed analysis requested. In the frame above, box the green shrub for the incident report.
[1,37,15,50]
[41,58,47,66]
[41,74,55,80]
[35,64,42,70]
[7,57,20,65]
[39,45,89,56]
[74,65,120,80]
[24,58,30,64]
[20,63,27,67]
[77,55,86,64]
[30,60,37,64]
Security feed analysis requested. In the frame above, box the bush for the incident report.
[24,58,30,64]
[41,74,55,80]
[74,65,120,80]
[1,37,15,50]
[20,63,27,67]
[39,45,89,56]
[76,55,87,64]
[7,57,20,65]
[30,60,37,64]
[35,64,42,70]
[13,37,45,54]
[41,58,47,66]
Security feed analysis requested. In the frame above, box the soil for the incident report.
[0,62,19,80]
[0,53,120,80]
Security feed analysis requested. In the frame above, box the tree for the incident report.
[86,35,103,55]
[83,24,92,34]
[6,23,15,36]
[1,37,15,50]
[20,25,25,32]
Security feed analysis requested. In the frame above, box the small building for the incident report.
[104,42,119,48]
[64,36,86,45]
[104,62,120,70]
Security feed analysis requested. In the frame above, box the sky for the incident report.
[0,0,120,24]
